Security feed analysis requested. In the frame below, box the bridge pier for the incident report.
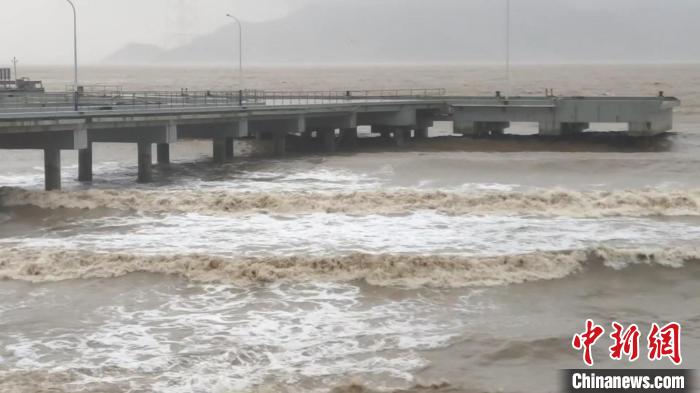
[561,122,590,135]
[628,112,672,135]
[225,137,235,160]
[0,128,87,191]
[213,137,227,163]
[44,148,61,191]
[157,143,170,165]
[78,143,93,182]
[273,133,286,156]
[414,127,429,139]
[339,127,357,150]
[137,142,153,183]
[393,128,409,147]
[87,123,177,183]
[321,128,336,153]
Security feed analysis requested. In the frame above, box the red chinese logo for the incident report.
[647,322,682,365]
[572,320,682,366]
[572,319,605,366]
[609,322,641,362]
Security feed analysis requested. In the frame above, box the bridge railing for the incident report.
[0,88,447,113]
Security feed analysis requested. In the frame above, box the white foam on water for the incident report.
[2,212,698,258]
[0,282,474,393]
[181,167,386,193]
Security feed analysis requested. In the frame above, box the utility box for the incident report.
[0,68,11,80]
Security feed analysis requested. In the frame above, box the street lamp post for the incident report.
[226,13,243,92]
[505,0,511,99]
[11,57,18,80]
[66,0,79,111]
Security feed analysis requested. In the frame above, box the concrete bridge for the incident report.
[0,89,680,190]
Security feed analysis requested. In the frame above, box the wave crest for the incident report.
[0,247,696,287]
[2,187,700,217]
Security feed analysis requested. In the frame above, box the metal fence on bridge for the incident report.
[0,88,447,114]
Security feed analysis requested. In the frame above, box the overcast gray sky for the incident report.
[2,0,697,66]
[1,0,310,64]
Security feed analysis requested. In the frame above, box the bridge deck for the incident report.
[0,89,681,190]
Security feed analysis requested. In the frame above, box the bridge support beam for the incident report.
[339,127,357,150]
[137,142,153,183]
[88,123,176,183]
[320,128,336,153]
[539,121,561,136]
[561,122,590,135]
[213,137,227,163]
[157,143,170,165]
[414,127,429,139]
[78,143,93,182]
[393,128,409,147]
[628,116,672,136]
[273,133,286,156]
[225,137,235,160]
[455,121,509,137]
[0,128,87,191]
[44,148,61,191]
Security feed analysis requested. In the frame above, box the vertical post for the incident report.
[66,0,79,111]
[225,137,235,160]
[340,127,358,150]
[505,0,511,99]
[273,133,286,156]
[137,142,153,183]
[213,137,227,163]
[157,143,170,165]
[321,128,336,153]
[44,148,61,191]
[78,142,93,182]
[11,57,18,80]
[393,128,407,147]
[226,14,244,91]
[414,128,429,139]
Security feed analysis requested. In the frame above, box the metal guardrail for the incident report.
[0,88,447,114]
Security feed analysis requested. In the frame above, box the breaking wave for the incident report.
[0,247,696,287]
[2,187,700,218]
[328,383,471,393]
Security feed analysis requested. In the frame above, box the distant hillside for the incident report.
[105,0,700,65]
[104,43,167,64]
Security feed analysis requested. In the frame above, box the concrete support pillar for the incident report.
[137,142,153,183]
[561,122,589,136]
[44,148,61,191]
[213,137,227,163]
[78,142,93,182]
[539,121,562,136]
[273,133,286,156]
[225,137,235,160]
[455,121,476,137]
[340,128,358,150]
[393,128,408,147]
[628,121,670,136]
[414,128,429,139]
[321,129,337,153]
[157,143,170,165]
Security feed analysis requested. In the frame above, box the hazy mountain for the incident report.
[104,43,167,64]
[105,0,700,65]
